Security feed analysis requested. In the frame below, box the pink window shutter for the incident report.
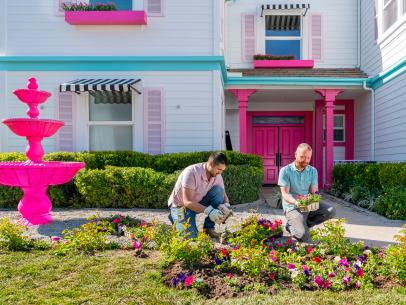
[144,88,165,155]
[57,92,75,151]
[241,13,256,62]
[310,14,322,61]
[145,0,165,17]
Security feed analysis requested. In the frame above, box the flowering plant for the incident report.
[63,2,117,11]
[296,193,321,206]
[254,54,295,60]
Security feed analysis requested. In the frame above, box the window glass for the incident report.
[265,40,301,59]
[265,15,301,37]
[90,126,133,151]
[89,0,132,10]
[89,93,132,121]
[383,0,398,32]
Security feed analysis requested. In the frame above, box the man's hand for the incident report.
[218,203,233,223]
[204,206,224,224]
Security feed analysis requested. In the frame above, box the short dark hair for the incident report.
[208,152,228,165]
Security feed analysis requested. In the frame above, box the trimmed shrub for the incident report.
[374,187,406,220]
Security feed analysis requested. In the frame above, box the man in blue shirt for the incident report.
[278,143,336,242]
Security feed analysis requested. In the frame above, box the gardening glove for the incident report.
[218,203,233,223]
[204,206,224,224]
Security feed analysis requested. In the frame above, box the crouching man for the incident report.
[278,143,336,243]
[168,152,233,239]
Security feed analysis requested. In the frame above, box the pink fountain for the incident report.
[0,77,85,225]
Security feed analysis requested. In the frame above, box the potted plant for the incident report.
[63,2,148,25]
[253,54,314,69]
[296,193,321,212]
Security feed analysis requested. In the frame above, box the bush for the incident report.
[374,187,406,220]
[0,151,263,209]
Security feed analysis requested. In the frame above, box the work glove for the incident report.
[204,206,224,224]
[218,202,233,223]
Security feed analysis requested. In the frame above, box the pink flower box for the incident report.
[65,11,148,25]
[254,59,314,69]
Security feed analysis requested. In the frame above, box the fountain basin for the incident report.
[3,118,64,138]
[13,89,51,104]
[0,161,85,186]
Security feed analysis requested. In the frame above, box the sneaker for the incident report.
[168,213,174,225]
[203,228,222,239]
[285,224,291,234]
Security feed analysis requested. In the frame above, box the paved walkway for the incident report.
[0,188,404,247]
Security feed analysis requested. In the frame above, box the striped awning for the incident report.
[260,3,310,17]
[59,78,142,94]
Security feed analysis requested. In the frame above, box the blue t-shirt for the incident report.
[278,162,318,212]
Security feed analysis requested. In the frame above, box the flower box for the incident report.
[65,11,148,25]
[254,59,314,69]
[298,201,319,212]
[296,193,321,212]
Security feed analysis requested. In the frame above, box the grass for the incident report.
[0,250,405,305]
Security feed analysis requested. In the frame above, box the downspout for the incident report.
[357,0,361,68]
[363,81,375,161]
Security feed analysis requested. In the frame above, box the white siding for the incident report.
[374,71,406,161]
[361,0,406,75]
[4,0,218,56]
[226,0,358,69]
[354,92,372,160]
[0,0,6,55]
[0,72,6,152]
[3,71,220,154]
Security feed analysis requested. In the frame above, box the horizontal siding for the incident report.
[375,72,406,161]
[226,0,358,69]
[361,0,406,75]
[2,71,217,154]
[354,92,372,160]
[5,0,216,55]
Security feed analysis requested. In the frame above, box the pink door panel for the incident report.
[253,127,278,184]
[280,126,305,166]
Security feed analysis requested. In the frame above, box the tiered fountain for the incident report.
[0,77,85,225]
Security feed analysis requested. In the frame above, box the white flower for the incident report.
[334,256,341,262]
[291,269,299,278]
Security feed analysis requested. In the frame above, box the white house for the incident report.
[0,0,405,188]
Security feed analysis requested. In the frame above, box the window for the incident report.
[88,92,133,151]
[383,0,398,31]
[89,0,132,10]
[265,15,301,59]
[323,114,345,142]
[403,0,406,14]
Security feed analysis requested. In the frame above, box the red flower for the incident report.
[112,218,121,224]
[226,273,234,279]
[268,273,277,281]
[356,268,364,277]
[184,275,194,287]
[221,248,229,256]
[307,246,313,253]
[313,257,321,263]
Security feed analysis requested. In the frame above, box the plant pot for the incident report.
[298,201,319,212]
[65,11,148,25]
[254,59,314,68]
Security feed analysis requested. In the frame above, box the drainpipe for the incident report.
[363,81,375,160]
[357,0,361,68]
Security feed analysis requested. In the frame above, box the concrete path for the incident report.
[0,188,404,247]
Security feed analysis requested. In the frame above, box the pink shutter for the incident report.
[145,0,165,17]
[241,13,256,62]
[57,92,75,151]
[310,14,323,61]
[144,88,165,155]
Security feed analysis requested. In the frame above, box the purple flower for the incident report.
[314,275,324,288]
[177,272,186,282]
[172,278,180,287]
[215,258,222,265]
[339,258,349,267]
[342,275,351,285]
[302,265,310,276]
[292,244,297,252]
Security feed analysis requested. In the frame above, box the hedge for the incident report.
[0,151,263,209]
[332,163,406,220]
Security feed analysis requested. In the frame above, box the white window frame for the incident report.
[323,114,345,143]
[264,13,303,59]
[377,0,406,45]
[259,10,309,60]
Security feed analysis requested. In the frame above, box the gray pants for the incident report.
[285,202,336,242]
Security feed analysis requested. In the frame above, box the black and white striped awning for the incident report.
[261,3,310,17]
[266,15,300,31]
[59,78,142,94]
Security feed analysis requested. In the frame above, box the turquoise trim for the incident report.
[369,57,406,90]
[0,56,228,85]
[226,76,370,87]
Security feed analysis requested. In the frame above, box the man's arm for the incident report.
[309,168,319,194]
[309,184,318,194]
[181,187,208,213]
[280,186,297,206]
[224,192,230,204]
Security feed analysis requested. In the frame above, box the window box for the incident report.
[65,10,148,25]
[254,59,314,68]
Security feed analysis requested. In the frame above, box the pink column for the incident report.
[315,100,324,187]
[315,89,343,189]
[229,89,256,153]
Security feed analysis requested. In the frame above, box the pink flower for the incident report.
[112,218,121,224]
[323,280,331,289]
[287,263,296,270]
[339,258,349,267]
[328,272,335,278]
[232,245,241,251]
[378,252,385,259]
[314,276,324,287]
[132,240,142,251]
[140,220,147,227]
[51,236,61,242]
[355,280,361,289]
[184,275,194,287]
[307,246,313,253]
[268,273,276,281]
[356,268,364,277]
[226,273,234,279]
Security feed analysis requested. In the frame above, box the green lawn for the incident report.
[0,250,405,305]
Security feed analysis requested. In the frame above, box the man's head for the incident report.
[206,152,227,177]
[295,143,312,169]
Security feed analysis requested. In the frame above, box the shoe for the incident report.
[285,224,291,234]
[203,228,222,239]
[168,213,174,225]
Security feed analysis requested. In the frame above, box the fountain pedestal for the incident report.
[0,77,85,225]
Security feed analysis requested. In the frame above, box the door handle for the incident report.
[278,153,282,167]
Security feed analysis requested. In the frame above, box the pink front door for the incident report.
[253,126,304,184]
